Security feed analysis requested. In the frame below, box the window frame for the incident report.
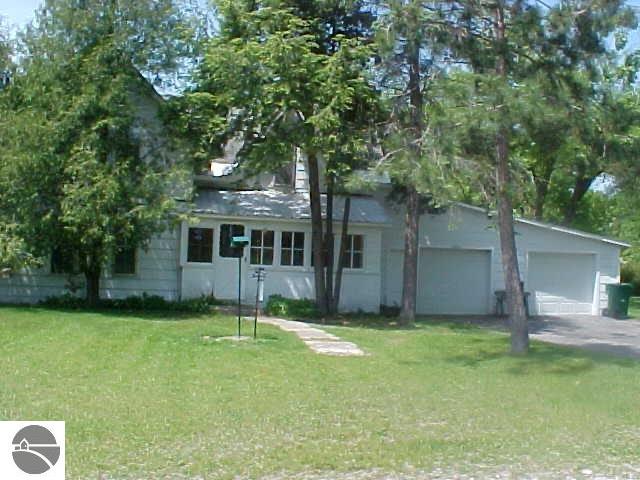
[187,227,214,264]
[280,231,305,267]
[50,248,79,275]
[219,224,246,258]
[113,245,137,275]
[250,229,275,266]
[344,234,364,270]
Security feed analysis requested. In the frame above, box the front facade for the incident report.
[0,182,627,316]
[0,84,628,316]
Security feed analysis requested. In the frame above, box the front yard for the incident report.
[1,306,640,479]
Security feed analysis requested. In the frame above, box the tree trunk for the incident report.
[307,151,328,316]
[325,175,335,311]
[400,185,420,325]
[84,263,101,307]
[495,1,528,354]
[331,196,351,314]
[532,163,553,220]
[563,172,597,226]
[399,29,424,325]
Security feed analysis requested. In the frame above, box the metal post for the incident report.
[237,255,242,338]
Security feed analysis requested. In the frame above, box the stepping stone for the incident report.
[256,316,367,357]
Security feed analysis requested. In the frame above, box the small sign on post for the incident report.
[252,267,267,339]
[230,236,250,338]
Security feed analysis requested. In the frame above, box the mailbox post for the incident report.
[230,236,249,337]
[252,267,266,339]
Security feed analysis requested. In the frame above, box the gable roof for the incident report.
[193,189,390,225]
[456,203,631,248]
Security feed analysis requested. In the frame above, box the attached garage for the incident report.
[417,248,491,315]
[527,252,597,315]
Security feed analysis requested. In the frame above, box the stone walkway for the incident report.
[256,316,366,356]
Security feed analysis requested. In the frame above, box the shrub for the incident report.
[621,263,640,296]
[264,295,320,319]
[40,293,223,313]
[379,304,401,317]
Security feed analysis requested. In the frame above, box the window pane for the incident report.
[263,248,274,265]
[220,224,245,258]
[114,246,136,274]
[188,228,213,263]
[264,230,274,247]
[251,230,262,247]
[251,248,263,265]
[352,234,363,252]
[281,232,292,249]
[293,250,304,266]
[281,249,292,266]
[352,252,363,269]
[293,232,305,249]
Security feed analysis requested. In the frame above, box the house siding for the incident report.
[0,230,180,303]
[379,202,622,315]
[179,217,383,313]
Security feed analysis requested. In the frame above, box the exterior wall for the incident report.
[379,202,622,316]
[179,216,383,313]
[0,230,180,304]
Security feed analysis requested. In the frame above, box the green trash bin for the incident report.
[606,283,634,319]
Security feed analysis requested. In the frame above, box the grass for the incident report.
[629,296,640,319]
[1,307,640,479]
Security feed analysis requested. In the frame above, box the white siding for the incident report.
[180,217,383,313]
[0,230,180,303]
[380,201,623,316]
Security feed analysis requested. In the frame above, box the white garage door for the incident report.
[527,252,596,315]
[418,248,491,315]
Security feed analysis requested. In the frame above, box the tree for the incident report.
[373,1,457,325]
[441,0,636,353]
[0,0,196,304]
[182,1,377,315]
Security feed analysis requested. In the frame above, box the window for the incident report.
[281,231,305,266]
[344,234,364,269]
[51,248,77,274]
[219,224,245,258]
[187,228,213,263]
[113,246,136,274]
[250,230,274,265]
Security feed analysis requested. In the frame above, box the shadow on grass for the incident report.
[304,314,505,332]
[0,304,217,321]
[447,339,638,375]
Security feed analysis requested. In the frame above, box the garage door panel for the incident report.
[528,253,595,316]
[418,249,491,315]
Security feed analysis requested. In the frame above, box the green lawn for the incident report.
[630,296,640,319]
[1,307,639,479]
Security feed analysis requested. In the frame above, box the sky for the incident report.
[0,0,42,30]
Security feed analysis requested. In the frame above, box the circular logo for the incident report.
[11,425,61,474]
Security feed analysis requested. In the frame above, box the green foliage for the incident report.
[181,2,377,176]
[0,0,196,298]
[264,294,320,319]
[40,293,222,312]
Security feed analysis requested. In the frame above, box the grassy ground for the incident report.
[630,297,640,318]
[1,307,639,479]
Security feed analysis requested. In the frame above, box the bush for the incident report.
[621,263,640,296]
[40,293,223,313]
[379,304,401,317]
[264,295,320,319]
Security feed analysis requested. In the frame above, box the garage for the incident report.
[527,252,596,315]
[417,248,491,315]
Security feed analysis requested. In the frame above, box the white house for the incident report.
[0,83,629,316]
[0,157,628,316]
